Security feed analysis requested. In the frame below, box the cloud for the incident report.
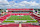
[0,0,9,5]
[30,1,39,6]
[0,0,10,9]
[0,0,40,9]
[19,1,39,6]
[12,1,40,8]
[9,1,16,5]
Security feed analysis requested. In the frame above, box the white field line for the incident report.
[5,20,36,21]
[5,15,36,21]
[30,16,36,21]
[5,16,11,21]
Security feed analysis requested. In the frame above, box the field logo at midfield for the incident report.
[19,17,22,18]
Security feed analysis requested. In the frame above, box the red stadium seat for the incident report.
[2,24,19,27]
[22,24,40,27]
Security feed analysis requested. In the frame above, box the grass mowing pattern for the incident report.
[3,15,38,23]
[7,15,33,20]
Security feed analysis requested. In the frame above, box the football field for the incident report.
[7,15,32,20]
[3,15,38,23]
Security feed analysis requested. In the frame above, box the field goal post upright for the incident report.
[37,9,38,14]
[38,9,40,14]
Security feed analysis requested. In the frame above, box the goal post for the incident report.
[38,9,40,14]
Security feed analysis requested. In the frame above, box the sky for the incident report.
[0,0,40,9]
[8,0,40,3]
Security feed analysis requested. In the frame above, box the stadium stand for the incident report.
[22,24,40,27]
[30,13,40,25]
[0,14,11,23]
[0,9,40,27]
[2,24,19,27]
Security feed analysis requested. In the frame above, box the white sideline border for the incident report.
[5,15,36,22]
[5,18,36,21]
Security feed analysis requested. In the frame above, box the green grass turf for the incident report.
[27,21,38,23]
[3,21,14,23]
[3,15,38,23]
[7,15,33,20]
